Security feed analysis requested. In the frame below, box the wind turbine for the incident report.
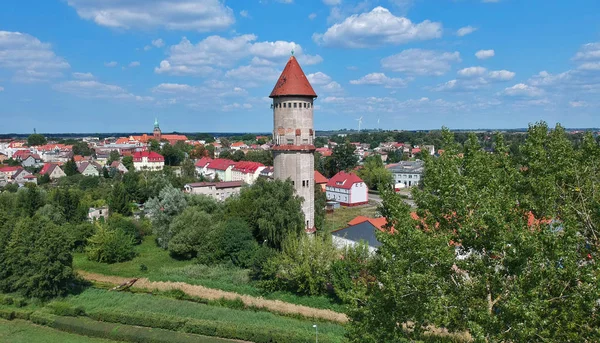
[356,116,363,132]
[377,117,381,131]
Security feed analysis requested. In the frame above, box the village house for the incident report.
[12,168,37,185]
[315,170,328,192]
[110,161,129,173]
[132,151,164,171]
[259,166,274,179]
[326,171,369,206]
[0,153,7,164]
[0,173,7,187]
[0,166,22,180]
[183,181,244,201]
[19,153,43,168]
[40,163,67,180]
[204,158,236,181]
[230,142,248,151]
[387,161,424,187]
[88,206,109,222]
[194,157,213,176]
[331,216,389,253]
[231,161,265,185]
[77,161,102,177]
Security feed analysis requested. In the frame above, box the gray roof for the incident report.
[331,221,382,248]
[387,161,424,174]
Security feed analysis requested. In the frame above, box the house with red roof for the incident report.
[13,169,37,185]
[232,161,265,184]
[194,157,213,176]
[77,162,102,177]
[205,158,236,181]
[40,163,66,180]
[326,171,368,206]
[0,166,22,179]
[230,142,248,151]
[314,170,328,191]
[315,147,333,157]
[132,151,164,171]
[110,161,129,174]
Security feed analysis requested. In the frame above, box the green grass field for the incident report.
[0,318,121,343]
[60,288,345,341]
[74,236,345,312]
[323,204,380,233]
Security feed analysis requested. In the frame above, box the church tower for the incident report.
[270,55,317,232]
[153,118,161,141]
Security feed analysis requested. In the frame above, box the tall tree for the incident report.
[27,134,47,146]
[108,182,131,216]
[314,182,327,230]
[63,158,78,176]
[357,155,393,191]
[72,141,93,156]
[107,150,121,165]
[232,149,245,162]
[122,155,134,171]
[146,185,188,249]
[331,141,358,174]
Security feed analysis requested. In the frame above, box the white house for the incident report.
[12,169,37,185]
[183,181,244,201]
[194,157,213,176]
[40,163,67,180]
[132,151,164,171]
[386,161,424,187]
[204,158,236,181]
[77,162,102,177]
[0,166,22,180]
[109,161,129,173]
[231,161,265,185]
[88,206,109,222]
[325,171,369,206]
[21,154,43,168]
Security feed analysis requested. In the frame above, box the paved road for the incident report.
[369,192,416,208]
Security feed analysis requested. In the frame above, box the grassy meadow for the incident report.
[0,318,121,343]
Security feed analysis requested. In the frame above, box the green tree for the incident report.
[1,215,76,298]
[148,139,161,153]
[245,150,273,166]
[146,185,187,249]
[205,144,216,158]
[107,150,121,165]
[51,187,86,223]
[225,178,304,250]
[219,150,233,160]
[27,133,47,146]
[122,155,134,171]
[161,143,185,166]
[207,218,257,267]
[331,141,358,174]
[63,158,79,176]
[181,158,196,179]
[38,173,51,185]
[108,182,131,216]
[167,208,214,259]
[86,223,136,263]
[357,155,393,191]
[232,149,245,162]
[72,141,93,156]
[17,183,45,217]
[314,182,327,230]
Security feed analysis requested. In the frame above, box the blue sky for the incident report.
[1,0,599,133]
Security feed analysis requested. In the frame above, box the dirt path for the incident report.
[78,271,348,324]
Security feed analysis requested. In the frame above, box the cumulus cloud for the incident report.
[152,39,165,48]
[152,83,196,93]
[381,49,461,76]
[240,10,250,18]
[53,80,153,101]
[225,65,280,85]
[457,66,487,78]
[488,70,515,81]
[104,61,118,67]
[457,26,477,37]
[154,60,216,76]
[129,61,140,67]
[313,7,442,48]
[569,100,587,107]
[350,73,409,88]
[0,31,69,82]
[72,72,94,80]
[65,0,235,31]
[322,81,343,94]
[433,67,515,92]
[475,49,495,59]
[223,102,252,111]
[323,0,341,5]
[0,86,4,92]
[307,72,332,85]
[502,83,544,97]
[308,13,317,20]
[157,35,317,76]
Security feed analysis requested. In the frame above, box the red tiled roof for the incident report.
[326,171,364,190]
[40,163,58,175]
[412,148,421,154]
[115,137,130,144]
[12,150,31,159]
[347,216,393,233]
[231,142,246,147]
[195,157,213,168]
[314,170,328,184]
[233,161,264,173]
[132,151,164,162]
[0,166,21,173]
[269,56,317,98]
[206,158,236,171]
[162,134,188,142]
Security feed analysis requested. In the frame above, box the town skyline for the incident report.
[2,0,600,132]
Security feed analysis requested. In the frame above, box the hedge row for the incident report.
[47,301,86,317]
[0,294,27,307]
[86,309,339,343]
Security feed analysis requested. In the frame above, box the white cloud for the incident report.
[573,43,600,61]
[152,38,165,48]
[0,31,70,82]
[152,83,196,93]
[323,0,341,5]
[475,49,495,59]
[0,86,4,92]
[322,81,343,94]
[240,10,250,18]
[457,66,487,78]
[350,73,409,88]
[223,102,252,111]
[381,49,461,76]
[129,61,141,67]
[225,65,280,85]
[307,72,332,85]
[298,54,323,65]
[457,26,477,37]
[154,60,216,76]
[569,100,587,107]
[502,83,544,97]
[104,61,118,67]
[313,6,442,48]
[72,72,94,80]
[65,0,235,32]
[488,70,515,81]
[308,13,317,20]
[53,80,153,101]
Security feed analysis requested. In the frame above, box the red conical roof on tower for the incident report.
[269,56,317,98]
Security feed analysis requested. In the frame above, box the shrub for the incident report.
[108,214,143,244]
[86,223,136,263]
[47,301,86,317]
[203,218,258,268]
[167,208,214,259]
[0,309,14,320]
[30,311,58,326]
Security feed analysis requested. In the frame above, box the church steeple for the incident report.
[154,118,160,129]
[153,118,161,141]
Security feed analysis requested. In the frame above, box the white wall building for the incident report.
[325,171,369,206]
[132,151,164,171]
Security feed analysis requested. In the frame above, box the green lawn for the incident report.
[74,236,345,312]
[60,288,345,342]
[323,204,380,233]
[0,319,120,343]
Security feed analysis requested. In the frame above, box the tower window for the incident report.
[283,103,287,108]
[293,103,297,108]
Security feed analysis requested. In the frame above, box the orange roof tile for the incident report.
[269,56,317,98]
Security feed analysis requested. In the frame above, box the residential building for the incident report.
[110,161,129,173]
[40,163,67,180]
[77,162,102,177]
[88,206,109,222]
[0,153,7,164]
[331,218,384,253]
[259,166,274,179]
[13,168,37,185]
[204,158,236,181]
[386,161,424,187]
[270,55,317,231]
[0,166,22,179]
[314,170,328,191]
[0,173,7,187]
[183,181,244,201]
[325,171,369,206]
[231,161,265,184]
[194,157,213,176]
[132,151,164,171]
